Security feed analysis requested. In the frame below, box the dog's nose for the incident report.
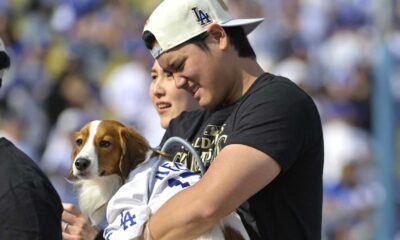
[75,158,90,171]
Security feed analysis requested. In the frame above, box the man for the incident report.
[141,0,324,239]
[0,38,63,239]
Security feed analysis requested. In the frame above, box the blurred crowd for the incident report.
[0,0,398,239]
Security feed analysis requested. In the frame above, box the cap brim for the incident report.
[220,18,264,34]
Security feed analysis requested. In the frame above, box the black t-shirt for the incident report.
[161,73,324,240]
[0,137,63,240]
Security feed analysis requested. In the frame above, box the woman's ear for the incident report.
[207,23,228,49]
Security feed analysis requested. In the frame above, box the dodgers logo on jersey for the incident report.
[191,7,212,25]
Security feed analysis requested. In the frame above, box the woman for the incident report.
[61,61,200,240]
[149,60,200,128]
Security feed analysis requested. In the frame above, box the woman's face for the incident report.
[149,61,200,129]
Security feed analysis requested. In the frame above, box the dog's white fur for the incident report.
[74,175,122,225]
[72,121,100,178]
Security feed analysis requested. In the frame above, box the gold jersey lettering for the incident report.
[193,137,202,148]
[200,149,213,168]
[214,129,228,156]
[173,152,188,165]
[201,137,212,149]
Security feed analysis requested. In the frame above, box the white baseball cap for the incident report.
[143,0,264,58]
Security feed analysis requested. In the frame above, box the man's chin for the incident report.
[199,99,217,109]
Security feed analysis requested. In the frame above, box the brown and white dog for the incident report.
[69,120,249,239]
[69,120,151,226]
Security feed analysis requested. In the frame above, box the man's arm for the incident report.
[146,144,281,240]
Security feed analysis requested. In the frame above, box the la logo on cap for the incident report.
[191,7,212,25]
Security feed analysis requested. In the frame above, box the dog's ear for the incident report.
[119,127,150,180]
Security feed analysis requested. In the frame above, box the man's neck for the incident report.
[240,58,264,94]
[224,58,264,105]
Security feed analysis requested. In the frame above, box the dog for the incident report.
[69,120,249,239]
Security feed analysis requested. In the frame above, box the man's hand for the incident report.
[62,203,100,240]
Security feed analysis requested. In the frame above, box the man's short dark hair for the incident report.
[223,26,256,59]
[143,26,256,59]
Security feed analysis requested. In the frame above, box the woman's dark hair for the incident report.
[142,26,256,59]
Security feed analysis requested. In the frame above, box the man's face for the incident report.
[157,38,233,108]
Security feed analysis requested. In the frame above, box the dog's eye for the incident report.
[76,138,83,146]
[99,140,111,148]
